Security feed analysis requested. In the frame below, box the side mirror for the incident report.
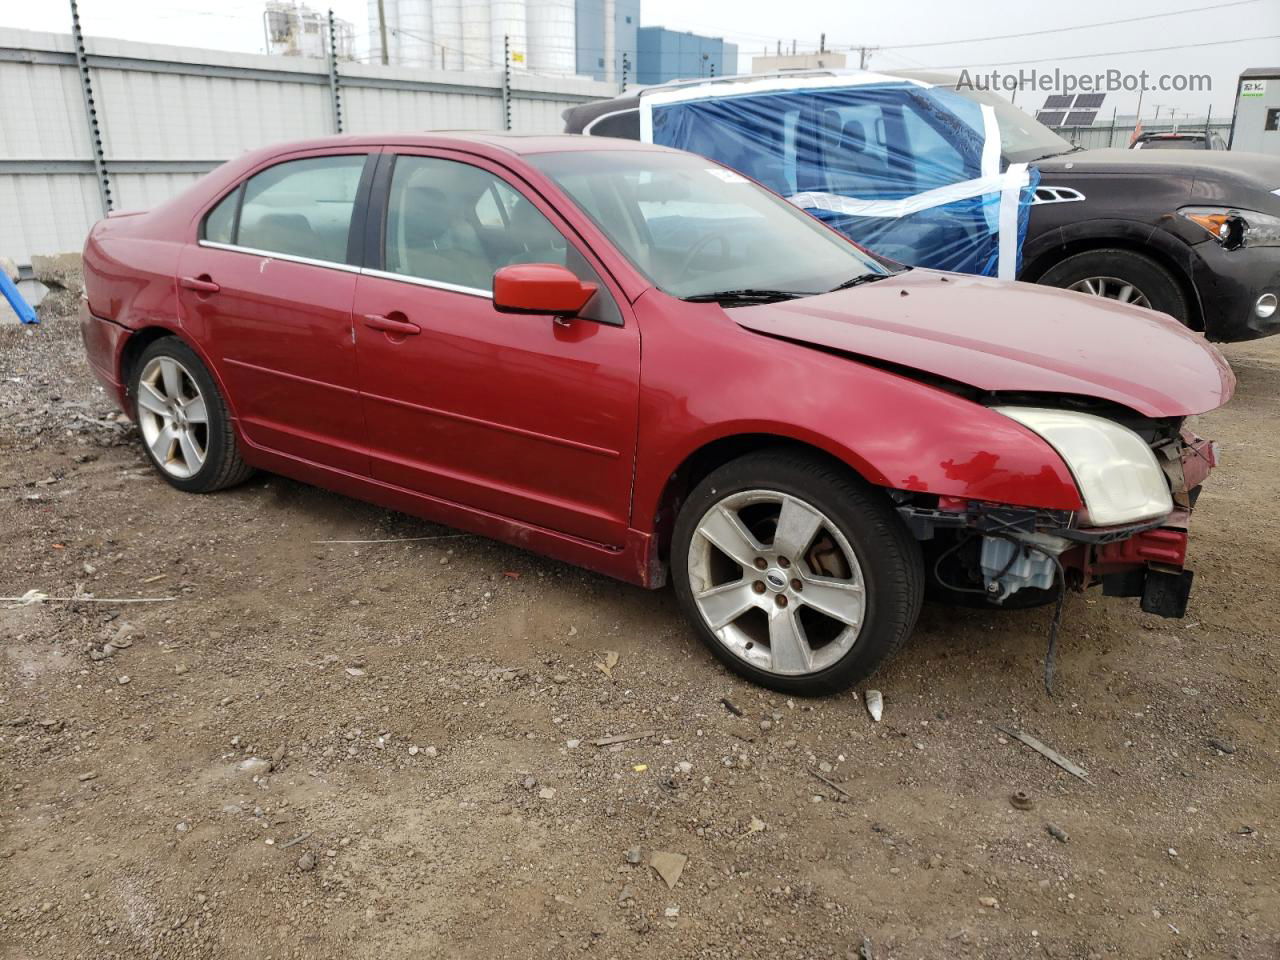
[492,263,597,317]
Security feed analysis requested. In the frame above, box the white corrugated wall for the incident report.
[0,26,616,266]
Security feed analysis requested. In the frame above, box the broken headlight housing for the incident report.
[995,407,1173,527]
[1179,206,1280,250]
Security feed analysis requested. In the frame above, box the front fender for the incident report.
[630,295,1083,534]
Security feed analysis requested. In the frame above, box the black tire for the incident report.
[130,337,253,493]
[671,450,924,696]
[1037,248,1189,325]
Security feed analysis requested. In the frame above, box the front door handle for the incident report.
[363,314,421,336]
[180,275,220,294]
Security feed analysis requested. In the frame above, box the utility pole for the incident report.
[326,9,343,133]
[858,45,878,69]
[819,32,825,54]
[376,0,388,65]
[501,35,512,131]
[69,0,111,215]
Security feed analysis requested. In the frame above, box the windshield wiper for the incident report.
[828,271,895,292]
[681,289,816,305]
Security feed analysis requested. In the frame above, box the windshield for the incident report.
[527,150,890,300]
[950,88,1076,163]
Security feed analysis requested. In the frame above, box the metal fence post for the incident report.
[621,53,628,94]
[502,35,512,131]
[69,0,112,214]
[326,9,344,133]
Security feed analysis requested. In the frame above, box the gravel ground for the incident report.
[1,288,1277,960]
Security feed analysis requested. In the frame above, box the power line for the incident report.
[933,31,1280,69]
[874,0,1264,50]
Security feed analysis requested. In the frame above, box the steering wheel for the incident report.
[677,232,731,284]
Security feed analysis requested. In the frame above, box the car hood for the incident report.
[731,270,1234,418]
[1037,147,1280,184]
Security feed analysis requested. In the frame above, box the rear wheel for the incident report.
[1038,248,1189,324]
[671,451,923,696]
[130,337,253,493]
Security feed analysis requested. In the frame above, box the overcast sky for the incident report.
[5,0,1277,119]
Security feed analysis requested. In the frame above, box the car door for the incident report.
[351,150,640,547]
[176,150,375,475]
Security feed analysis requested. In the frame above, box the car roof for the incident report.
[246,130,676,160]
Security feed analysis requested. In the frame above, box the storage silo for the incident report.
[399,0,434,67]
[527,0,575,75]
[460,0,491,69]
[433,0,463,69]
[491,0,528,70]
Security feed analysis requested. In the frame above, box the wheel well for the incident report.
[118,328,178,406]
[651,434,861,568]
[1021,238,1203,331]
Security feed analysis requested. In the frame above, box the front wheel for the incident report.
[1037,248,1190,325]
[671,451,923,696]
[130,337,253,493]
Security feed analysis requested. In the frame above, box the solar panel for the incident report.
[1042,94,1075,110]
[1074,93,1106,109]
[1036,110,1067,126]
[1064,109,1099,126]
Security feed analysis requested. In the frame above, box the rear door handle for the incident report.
[363,314,421,336]
[180,276,220,294]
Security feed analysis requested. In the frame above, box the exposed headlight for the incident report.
[1178,206,1280,249]
[995,407,1173,527]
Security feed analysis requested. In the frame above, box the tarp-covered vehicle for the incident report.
[566,71,1280,341]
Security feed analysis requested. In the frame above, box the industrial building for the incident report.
[265,0,355,59]
[635,27,737,84]
[366,0,637,80]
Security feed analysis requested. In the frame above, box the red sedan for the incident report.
[80,133,1234,694]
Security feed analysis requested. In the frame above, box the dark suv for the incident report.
[566,71,1280,341]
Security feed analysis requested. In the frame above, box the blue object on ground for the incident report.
[0,269,39,325]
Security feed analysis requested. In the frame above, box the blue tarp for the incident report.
[644,80,1038,279]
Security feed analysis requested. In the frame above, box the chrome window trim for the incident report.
[359,267,493,299]
[197,240,362,274]
[198,240,494,299]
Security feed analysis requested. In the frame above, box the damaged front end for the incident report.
[896,417,1217,620]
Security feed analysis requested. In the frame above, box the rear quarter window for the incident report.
[202,189,238,244]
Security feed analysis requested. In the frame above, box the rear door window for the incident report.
[234,155,367,263]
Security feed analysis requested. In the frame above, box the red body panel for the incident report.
[731,270,1235,418]
[77,132,1234,589]
[175,245,368,475]
[351,271,640,547]
[1091,528,1189,574]
[79,303,133,409]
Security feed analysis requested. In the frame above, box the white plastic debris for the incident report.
[865,689,884,723]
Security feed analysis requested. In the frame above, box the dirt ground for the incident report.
[1,290,1277,960]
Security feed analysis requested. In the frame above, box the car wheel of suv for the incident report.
[131,337,253,493]
[671,451,923,695]
[1038,248,1189,324]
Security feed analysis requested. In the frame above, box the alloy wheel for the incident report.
[135,356,209,479]
[686,489,866,676]
[1067,276,1152,308]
